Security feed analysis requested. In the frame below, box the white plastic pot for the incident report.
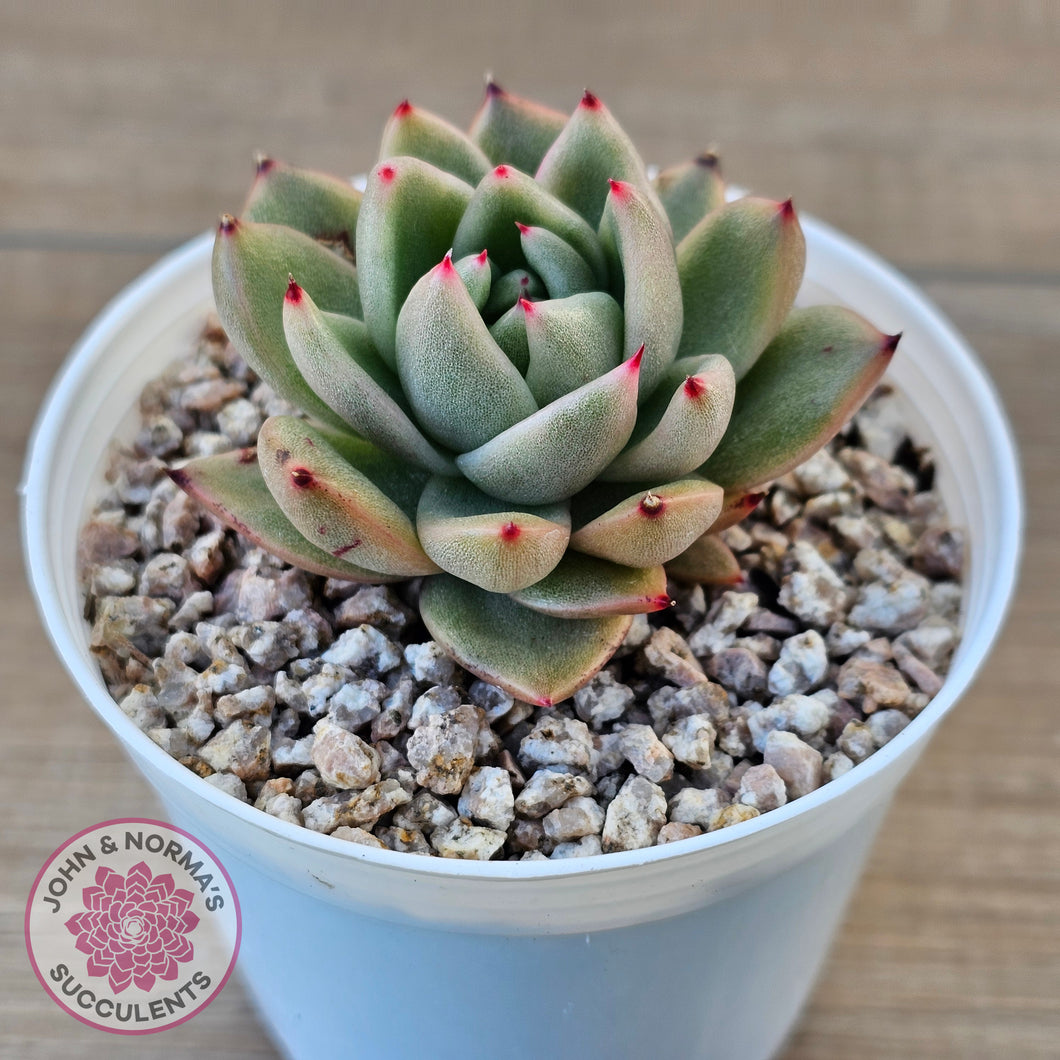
[22,218,1021,1060]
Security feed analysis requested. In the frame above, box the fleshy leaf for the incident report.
[167,450,396,582]
[468,79,567,175]
[379,100,491,186]
[419,574,632,707]
[452,163,608,283]
[258,417,439,576]
[282,279,455,474]
[666,533,743,584]
[709,490,767,533]
[535,91,666,230]
[482,268,546,319]
[599,179,683,399]
[509,554,670,619]
[455,349,642,505]
[569,477,724,567]
[522,292,623,405]
[676,196,805,380]
[416,476,570,593]
[356,157,474,366]
[212,217,360,428]
[700,306,899,492]
[453,249,492,311]
[517,222,595,298]
[652,153,725,244]
[395,254,538,452]
[243,158,362,253]
[489,303,530,374]
[600,354,735,481]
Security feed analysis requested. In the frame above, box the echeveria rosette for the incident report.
[170,82,898,706]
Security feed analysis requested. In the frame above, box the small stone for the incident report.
[458,767,515,831]
[331,826,386,849]
[892,640,944,696]
[550,836,603,859]
[823,752,855,783]
[161,491,202,551]
[430,818,507,860]
[668,787,726,828]
[409,685,463,729]
[837,657,910,711]
[913,526,964,580]
[777,541,850,628]
[768,630,828,695]
[376,826,432,854]
[135,414,184,457]
[763,731,823,799]
[519,715,594,771]
[216,397,262,446]
[830,515,881,552]
[707,803,760,831]
[509,818,547,853]
[792,449,851,495]
[322,625,404,675]
[543,796,606,842]
[392,791,459,834]
[513,770,595,818]
[183,431,232,457]
[199,721,271,781]
[91,595,175,658]
[301,663,351,718]
[170,591,214,631]
[642,627,706,686]
[825,622,873,657]
[657,822,703,844]
[333,586,413,635]
[707,647,768,699]
[186,530,227,584]
[837,721,876,764]
[617,724,675,782]
[302,779,411,833]
[853,391,909,461]
[404,641,457,685]
[601,775,667,852]
[573,670,635,729]
[736,763,788,812]
[202,772,249,801]
[228,621,300,669]
[849,573,930,634]
[661,714,716,768]
[85,561,138,597]
[406,706,481,795]
[284,608,334,656]
[199,656,250,696]
[312,718,382,790]
[328,680,387,730]
[180,377,245,413]
[894,618,958,671]
[230,566,313,622]
[271,734,316,771]
[866,709,911,748]
[839,447,916,512]
[260,792,304,826]
[647,681,731,733]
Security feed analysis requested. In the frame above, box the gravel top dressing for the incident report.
[79,319,964,861]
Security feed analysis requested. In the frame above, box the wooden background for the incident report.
[2,2,1057,1056]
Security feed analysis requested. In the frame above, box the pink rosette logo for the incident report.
[65,861,199,994]
[26,819,240,1034]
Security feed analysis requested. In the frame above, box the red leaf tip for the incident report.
[285,275,303,304]
[393,99,413,118]
[650,594,675,612]
[626,343,645,373]
[514,220,531,235]
[695,151,720,170]
[499,521,521,542]
[254,153,276,175]
[608,177,630,199]
[485,77,505,99]
[683,375,706,400]
[518,297,535,315]
[493,164,511,178]
[218,213,238,234]
[165,467,190,488]
[378,163,396,183]
[882,332,902,355]
[581,89,601,110]
[438,251,456,274]
[778,198,796,222]
[475,248,489,266]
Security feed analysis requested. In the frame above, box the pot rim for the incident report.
[21,216,1023,883]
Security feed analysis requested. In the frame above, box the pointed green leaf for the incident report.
[489,303,530,374]
[419,574,633,707]
[522,292,623,405]
[483,268,546,319]
[416,476,570,593]
[600,354,735,481]
[535,91,666,231]
[258,417,439,576]
[676,196,805,380]
[510,554,670,619]
[379,100,491,186]
[452,164,608,283]
[666,533,743,585]
[569,477,724,567]
[282,280,456,474]
[167,450,397,582]
[653,153,725,244]
[468,79,567,175]
[598,179,683,399]
[356,157,474,366]
[242,157,361,254]
[395,255,538,452]
[455,350,642,505]
[700,306,899,492]
[517,222,595,298]
[453,249,492,311]
[212,217,361,428]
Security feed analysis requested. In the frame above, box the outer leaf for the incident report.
[535,91,666,230]
[709,490,767,533]
[468,79,567,175]
[395,255,538,452]
[416,476,570,593]
[379,100,491,186]
[676,197,805,380]
[569,477,724,567]
[452,164,608,283]
[455,349,642,505]
[522,292,623,405]
[666,533,743,584]
[517,222,595,298]
[212,217,361,427]
[243,157,362,253]
[653,153,725,244]
[509,554,670,619]
[356,157,474,366]
[419,574,633,707]
[600,354,735,481]
[258,417,439,576]
[700,306,899,492]
[282,279,455,474]
[166,450,396,582]
[598,180,683,398]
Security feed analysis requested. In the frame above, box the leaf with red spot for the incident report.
[379,100,491,186]
[416,476,570,593]
[419,574,632,707]
[652,152,726,244]
[468,78,567,176]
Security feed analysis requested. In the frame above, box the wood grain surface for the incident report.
[2,3,1057,1057]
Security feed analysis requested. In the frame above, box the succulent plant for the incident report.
[169,82,898,706]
